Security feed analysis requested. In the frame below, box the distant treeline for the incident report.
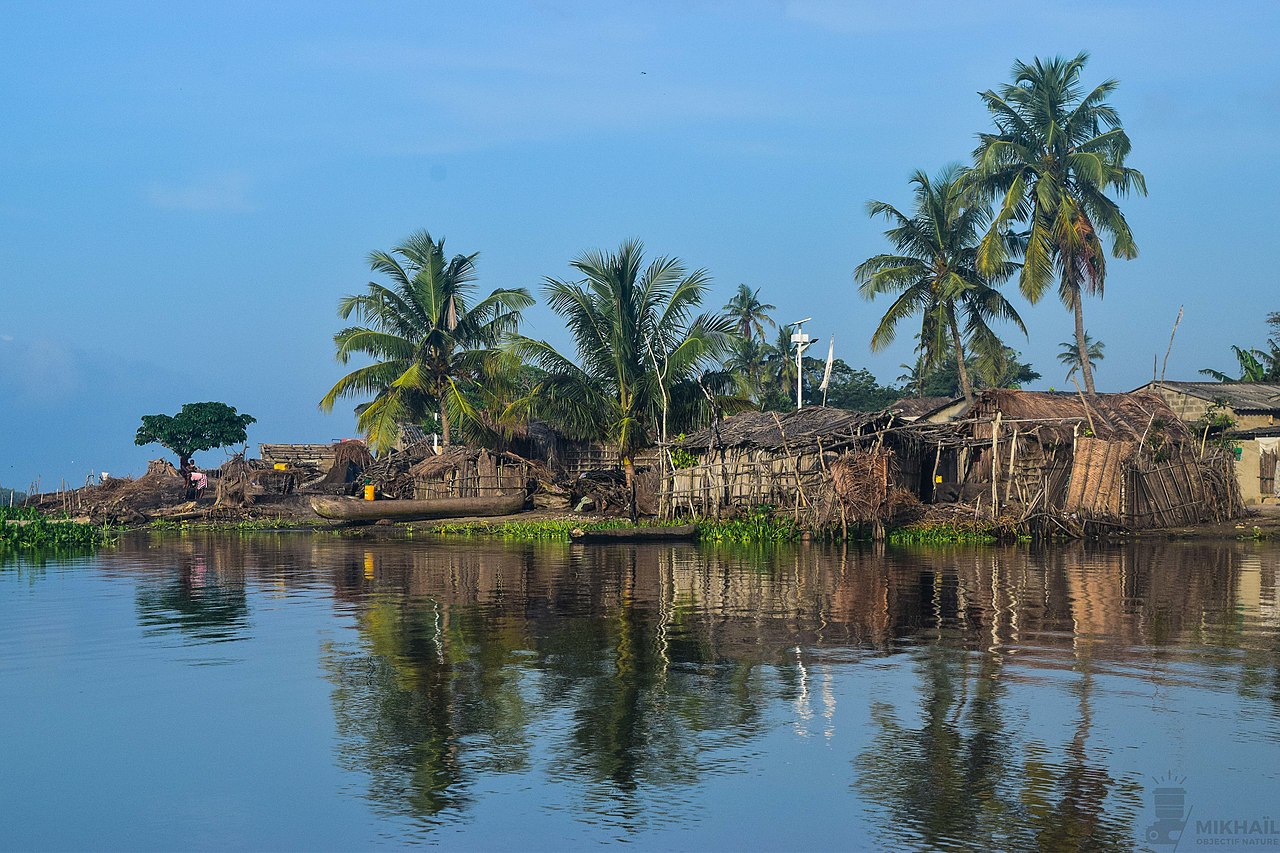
[0,486,27,506]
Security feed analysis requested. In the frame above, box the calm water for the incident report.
[2,534,1279,851]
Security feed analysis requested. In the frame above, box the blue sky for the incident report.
[2,1,1277,488]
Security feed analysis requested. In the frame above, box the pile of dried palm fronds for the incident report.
[361,449,420,500]
[314,441,374,494]
[214,454,265,508]
[31,459,188,523]
[569,470,631,513]
[829,449,917,524]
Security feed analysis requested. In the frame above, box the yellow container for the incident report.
[273,462,287,471]
[363,484,376,501]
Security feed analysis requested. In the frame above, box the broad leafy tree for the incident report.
[134,402,256,470]
[319,230,533,452]
[971,52,1146,394]
[800,358,902,411]
[855,165,1025,404]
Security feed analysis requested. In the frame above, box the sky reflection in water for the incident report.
[1,534,1278,850]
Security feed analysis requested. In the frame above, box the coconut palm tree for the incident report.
[514,240,735,508]
[724,284,776,344]
[722,336,771,402]
[1057,334,1105,382]
[319,230,534,452]
[898,356,927,398]
[761,323,800,408]
[855,165,1025,404]
[970,52,1147,395]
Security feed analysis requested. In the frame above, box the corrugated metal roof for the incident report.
[1140,381,1280,412]
[1228,425,1280,438]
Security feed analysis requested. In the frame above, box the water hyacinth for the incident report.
[0,509,115,551]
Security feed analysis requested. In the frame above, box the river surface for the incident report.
[2,533,1279,851]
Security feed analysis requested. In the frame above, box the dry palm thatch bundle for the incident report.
[829,449,916,524]
[360,448,422,499]
[568,470,632,514]
[315,441,375,494]
[215,454,257,508]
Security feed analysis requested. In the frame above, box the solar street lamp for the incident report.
[790,318,813,410]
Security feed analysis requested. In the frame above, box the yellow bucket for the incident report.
[363,484,376,501]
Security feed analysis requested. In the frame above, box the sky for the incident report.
[2,0,1278,489]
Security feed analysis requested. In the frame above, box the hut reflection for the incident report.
[95,532,1280,835]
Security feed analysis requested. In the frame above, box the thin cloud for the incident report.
[146,171,254,212]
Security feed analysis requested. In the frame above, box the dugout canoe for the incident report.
[309,494,527,522]
[570,524,699,543]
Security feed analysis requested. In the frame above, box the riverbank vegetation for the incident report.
[319,53,1154,487]
[0,507,115,551]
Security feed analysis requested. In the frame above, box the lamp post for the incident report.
[790,318,813,410]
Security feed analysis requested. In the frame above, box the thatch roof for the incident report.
[889,396,959,420]
[409,446,536,480]
[1138,381,1280,413]
[970,389,1189,442]
[677,407,889,452]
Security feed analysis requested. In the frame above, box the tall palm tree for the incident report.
[723,284,776,344]
[1057,334,1105,381]
[855,165,1025,404]
[763,323,800,405]
[970,52,1147,395]
[319,230,534,452]
[722,336,772,402]
[897,359,925,399]
[514,240,734,503]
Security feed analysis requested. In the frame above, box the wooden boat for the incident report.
[570,524,699,543]
[309,494,526,522]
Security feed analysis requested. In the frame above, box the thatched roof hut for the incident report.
[942,389,1240,532]
[967,389,1190,442]
[409,447,538,500]
[668,407,904,528]
[678,407,891,454]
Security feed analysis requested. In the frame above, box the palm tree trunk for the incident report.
[439,406,451,446]
[623,455,638,524]
[1072,291,1096,395]
[948,312,974,404]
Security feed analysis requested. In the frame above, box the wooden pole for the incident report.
[1005,429,1019,505]
[991,412,1001,517]
[930,443,942,502]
